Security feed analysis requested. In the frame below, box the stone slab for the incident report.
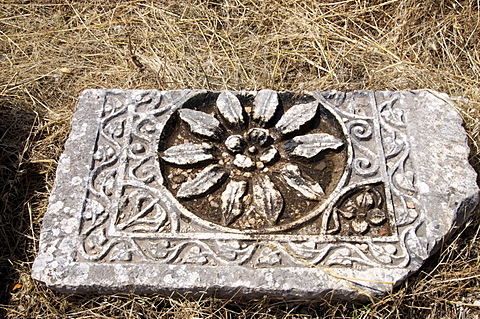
[32,89,479,301]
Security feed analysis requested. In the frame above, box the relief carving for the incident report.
[327,184,391,236]
[160,90,348,231]
[76,90,426,270]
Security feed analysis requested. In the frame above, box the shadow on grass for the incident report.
[0,101,45,316]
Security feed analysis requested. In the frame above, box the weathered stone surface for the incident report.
[281,164,325,200]
[286,133,344,158]
[275,100,318,136]
[253,89,279,127]
[161,142,214,165]
[252,174,284,226]
[32,89,479,301]
[176,165,226,199]
[224,135,244,153]
[221,180,247,226]
[179,108,222,139]
[233,154,255,169]
[216,90,244,126]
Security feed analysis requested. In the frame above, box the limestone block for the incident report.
[32,89,479,301]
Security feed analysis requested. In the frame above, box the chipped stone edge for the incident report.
[31,89,479,301]
[404,90,479,262]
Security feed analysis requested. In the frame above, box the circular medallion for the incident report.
[159,91,349,233]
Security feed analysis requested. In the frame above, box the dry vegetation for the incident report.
[1,0,480,318]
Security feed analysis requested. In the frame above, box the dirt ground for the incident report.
[1,1,480,318]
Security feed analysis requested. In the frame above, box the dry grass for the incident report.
[1,0,480,318]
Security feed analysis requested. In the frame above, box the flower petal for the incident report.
[367,208,387,225]
[355,191,375,209]
[252,175,283,226]
[286,133,343,158]
[216,91,244,126]
[161,143,214,165]
[179,109,222,139]
[338,199,356,219]
[281,164,325,200]
[176,165,227,198]
[221,180,247,226]
[275,101,318,136]
[351,219,369,234]
[253,89,279,127]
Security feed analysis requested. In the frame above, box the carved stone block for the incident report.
[32,89,479,300]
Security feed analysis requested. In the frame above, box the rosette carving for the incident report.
[159,91,348,230]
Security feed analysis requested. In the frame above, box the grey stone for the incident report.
[177,165,226,198]
[216,90,244,126]
[252,174,284,226]
[233,154,255,169]
[259,146,278,164]
[287,133,344,158]
[161,142,214,165]
[253,89,279,127]
[281,164,325,200]
[225,135,244,153]
[32,89,479,301]
[275,100,318,136]
[179,108,222,139]
[247,128,270,146]
[221,180,247,226]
